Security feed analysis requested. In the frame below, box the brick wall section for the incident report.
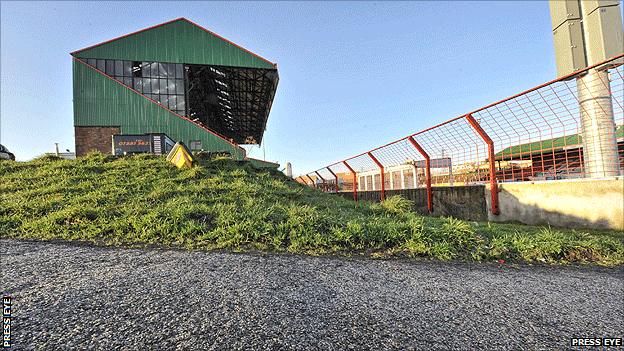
[75,126,120,156]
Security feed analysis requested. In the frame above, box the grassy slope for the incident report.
[1,153,623,265]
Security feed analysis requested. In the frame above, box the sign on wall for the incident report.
[112,135,152,155]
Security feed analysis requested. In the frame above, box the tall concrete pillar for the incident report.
[577,69,620,177]
[577,0,621,177]
[550,0,623,177]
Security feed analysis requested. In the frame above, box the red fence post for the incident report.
[314,171,327,192]
[326,167,339,193]
[465,114,500,215]
[367,152,385,201]
[342,160,358,201]
[407,136,433,213]
[306,174,316,188]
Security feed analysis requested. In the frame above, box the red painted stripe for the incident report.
[71,18,184,56]
[73,57,245,153]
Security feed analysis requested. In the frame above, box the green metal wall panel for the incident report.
[73,60,246,159]
[73,19,275,69]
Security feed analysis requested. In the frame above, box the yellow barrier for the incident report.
[166,142,194,169]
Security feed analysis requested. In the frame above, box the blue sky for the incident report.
[1,1,559,173]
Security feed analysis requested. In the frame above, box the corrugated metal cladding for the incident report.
[73,61,246,159]
[72,19,274,69]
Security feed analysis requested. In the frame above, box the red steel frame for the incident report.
[465,114,500,215]
[306,174,315,186]
[367,152,385,201]
[301,54,624,218]
[314,171,327,190]
[342,161,358,201]
[325,53,624,167]
[407,136,433,213]
[326,167,339,193]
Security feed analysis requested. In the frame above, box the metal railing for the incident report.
[298,54,624,215]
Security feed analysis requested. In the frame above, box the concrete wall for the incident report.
[486,178,624,230]
[337,186,487,221]
[335,178,623,230]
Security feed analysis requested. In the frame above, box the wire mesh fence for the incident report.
[299,54,624,214]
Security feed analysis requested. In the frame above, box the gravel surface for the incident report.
[1,238,623,350]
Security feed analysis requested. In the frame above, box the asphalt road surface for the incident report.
[1,238,623,350]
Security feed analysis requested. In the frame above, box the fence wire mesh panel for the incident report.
[413,118,489,186]
[472,62,624,181]
[367,139,426,189]
[314,168,337,192]
[328,162,355,193]
[301,55,624,213]
[344,154,380,191]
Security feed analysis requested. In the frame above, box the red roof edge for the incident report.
[73,57,246,156]
[181,18,276,67]
[70,17,277,67]
[70,18,185,56]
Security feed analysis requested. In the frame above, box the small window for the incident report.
[140,62,150,78]
[86,58,96,67]
[115,61,123,76]
[366,175,373,190]
[142,78,151,94]
[384,172,391,189]
[150,62,159,77]
[158,63,167,77]
[168,95,177,110]
[391,172,401,189]
[177,98,185,112]
[96,59,105,72]
[133,78,143,92]
[403,170,414,188]
[123,77,133,87]
[167,79,176,94]
[166,63,175,77]
[151,78,160,94]
[175,79,184,95]
[123,61,132,77]
[105,60,115,75]
[159,79,167,94]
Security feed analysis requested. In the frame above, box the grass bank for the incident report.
[1,153,622,265]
